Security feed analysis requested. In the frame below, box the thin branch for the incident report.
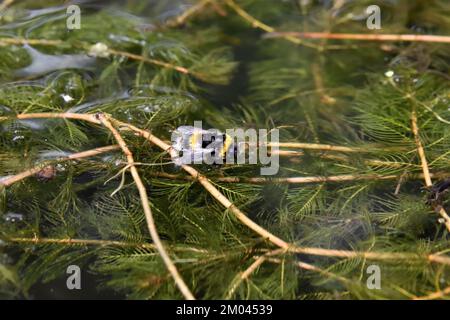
[106,48,191,75]
[0,112,101,123]
[0,38,64,46]
[267,142,366,153]
[165,0,212,28]
[224,0,319,50]
[413,286,450,300]
[290,246,450,266]
[411,108,450,232]
[311,62,336,105]
[265,32,450,44]
[213,173,399,184]
[0,38,194,77]
[411,109,433,187]
[224,0,274,33]
[97,114,195,300]
[265,257,350,285]
[225,248,284,299]
[0,0,14,12]
[275,151,417,169]
[4,237,208,254]
[0,145,120,187]
[149,171,446,185]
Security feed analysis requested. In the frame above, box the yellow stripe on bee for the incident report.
[220,134,233,157]
[189,131,201,148]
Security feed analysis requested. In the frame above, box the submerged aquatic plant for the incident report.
[0,0,449,300]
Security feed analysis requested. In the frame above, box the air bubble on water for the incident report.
[384,70,394,78]
[4,212,24,223]
[88,42,110,58]
[60,94,74,103]
[16,46,96,78]
[100,155,114,164]
[138,105,153,113]
[55,163,67,172]
[12,135,25,141]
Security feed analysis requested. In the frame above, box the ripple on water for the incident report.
[4,212,23,223]
[15,45,96,78]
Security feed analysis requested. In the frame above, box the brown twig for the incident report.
[311,62,336,105]
[411,108,450,232]
[265,32,450,44]
[97,114,195,300]
[411,109,433,187]
[267,142,365,152]
[4,236,208,254]
[6,112,99,123]
[213,173,399,184]
[265,257,350,285]
[290,246,450,266]
[275,150,417,169]
[413,286,450,300]
[106,48,191,75]
[225,248,285,299]
[0,38,64,46]
[0,145,120,187]
[224,0,319,50]
[165,0,212,28]
[0,37,194,77]
[149,171,446,185]
[0,0,14,13]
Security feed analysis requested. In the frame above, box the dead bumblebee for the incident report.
[426,178,450,206]
[35,165,57,182]
[171,126,234,166]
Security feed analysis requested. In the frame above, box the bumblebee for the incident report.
[427,178,450,207]
[171,126,234,166]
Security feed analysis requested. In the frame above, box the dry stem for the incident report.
[0,38,194,77]
[224,0,318,49]
[97,114,195,300]
[411,108,450,232]
[312,62,336,105]
[4,237,208,254]
[225,248,285,299]
[165,0,212,27]
[106,48,191,75]
[0,0,14,12]
[413,286,450,300]
[268,142,364,152]
[148,172,445,185]
[265,32,450,44]
[0,145,120,187]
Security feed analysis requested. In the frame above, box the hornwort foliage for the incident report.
[0,0,449,299]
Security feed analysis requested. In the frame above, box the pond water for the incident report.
[0,0,449,300]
